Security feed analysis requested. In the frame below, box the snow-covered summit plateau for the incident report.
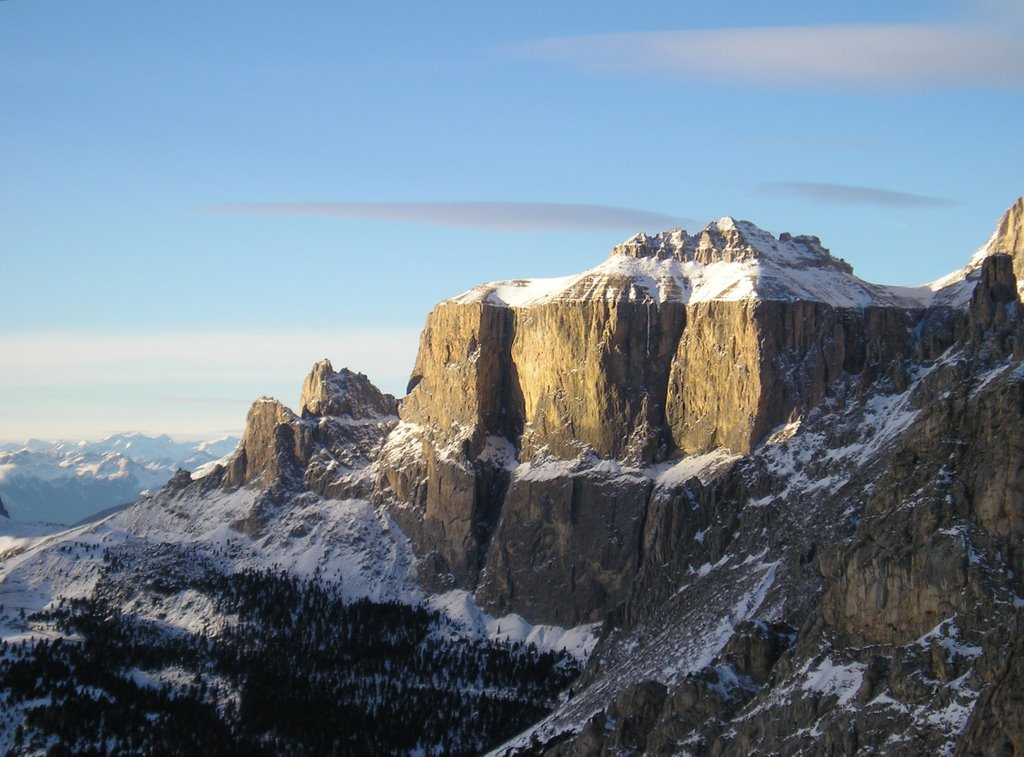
[452,215,983,310]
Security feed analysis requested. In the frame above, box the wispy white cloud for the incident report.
[756,182,956,208]
[203,201,690,233]
[510,11,1023,89]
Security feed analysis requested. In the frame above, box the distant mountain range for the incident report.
[0,433,239,524]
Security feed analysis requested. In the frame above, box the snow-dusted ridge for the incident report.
[453,217,941,309]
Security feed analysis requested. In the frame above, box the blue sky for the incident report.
[1,0,1022,441]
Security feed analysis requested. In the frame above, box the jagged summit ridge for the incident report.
[454,216,922,310]
[612,217,851,274]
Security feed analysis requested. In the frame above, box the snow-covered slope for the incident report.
[0,487,587,755]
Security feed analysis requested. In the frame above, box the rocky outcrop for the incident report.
[224,397,310,489]
[990,196,1024,291]
[300,360,398,419]
[223,360,397,502]
[401,302,520,449]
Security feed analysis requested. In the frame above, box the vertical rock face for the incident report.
[512,298,685,462]
[476,467,653,626]
[400,302,520,451]
[379,302,519,589]
[667,300,927,454]
[991,196,1024,289]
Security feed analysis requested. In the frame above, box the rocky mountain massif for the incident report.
[2,198,1024,754]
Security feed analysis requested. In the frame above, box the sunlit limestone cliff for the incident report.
[378,215,945,626]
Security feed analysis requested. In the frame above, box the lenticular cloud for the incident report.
[203,201,688,233]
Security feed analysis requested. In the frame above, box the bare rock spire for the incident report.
[299,359,398,419]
